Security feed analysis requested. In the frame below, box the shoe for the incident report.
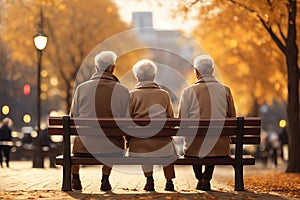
[6,162,9,168]
[100,179,112,191]
[165,180,174,191]
[201,178,211,191]
[144,179,155,191]
[72,178,82,190]
[196,180,203,190]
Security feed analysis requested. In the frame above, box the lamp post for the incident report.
[33,8,48,168]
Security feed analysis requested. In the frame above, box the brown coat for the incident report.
[70,72,129,154]
[178,75,236,157]
[128,81,176,157]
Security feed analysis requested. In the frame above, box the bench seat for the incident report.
[56,154,255,166]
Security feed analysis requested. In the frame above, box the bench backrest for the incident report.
[48,116,261,145]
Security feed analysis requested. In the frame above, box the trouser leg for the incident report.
[163,165,175,180]
[0,149,3,165]
[202,165,215,181]
[142,165,153,177]
[102,165,112,176]
[71,165,80,174]
[3,147,10,163]
[193,165,203,180]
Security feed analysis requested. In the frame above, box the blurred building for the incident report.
[131,12,204,110]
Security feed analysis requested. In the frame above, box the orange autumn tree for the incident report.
[2,0,143,112]
[181,0,300,172]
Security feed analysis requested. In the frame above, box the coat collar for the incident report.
[135,81,161,89]
[195,75,218,84]
[90,71,120,82]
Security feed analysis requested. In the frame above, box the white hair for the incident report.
[193,55,214,75]
[94,51,117,71]
[132,59,157,81]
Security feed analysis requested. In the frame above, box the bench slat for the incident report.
[48,127,260,137]
[55,155,255,166]
[230,136,261,144]
[49,117,261,127]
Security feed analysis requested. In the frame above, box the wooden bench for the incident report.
[48,116,261,191]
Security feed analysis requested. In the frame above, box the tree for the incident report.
[2,0,142,113]
[183,0,300,172]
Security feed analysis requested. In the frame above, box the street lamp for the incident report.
[33,8,48,168]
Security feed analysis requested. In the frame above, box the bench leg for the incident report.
[62,116,72,191]
[62,163,72,191]
[234,164,244,191]
[234,117,245,191]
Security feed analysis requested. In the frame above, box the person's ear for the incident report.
[194,68,201,79]
[110,64,115,73]
[136,74,140,82]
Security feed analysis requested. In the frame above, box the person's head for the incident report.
[193,55,214,78]
[132,59,157,82]
[94,51,117,73]
[2,117,13,127]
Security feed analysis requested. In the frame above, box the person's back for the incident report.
[129,81,175,156]
[0,125,12,141]
[180,76,236,156]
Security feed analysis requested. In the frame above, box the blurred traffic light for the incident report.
[23,84,31,95]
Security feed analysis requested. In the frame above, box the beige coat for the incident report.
[70,72,129,154]
[178,75,236,157]
[128,81,176,157]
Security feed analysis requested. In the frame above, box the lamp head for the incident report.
[33,29,48,51]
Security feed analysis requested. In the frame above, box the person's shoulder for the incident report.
[76,79,95,89]
[182,84,196,93]
[222,84,232,93]
[115,82,129,92]
[159,88,170,95]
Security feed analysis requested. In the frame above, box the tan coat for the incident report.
[70,72,129,154]
[128,81,176,157]
[178,76,236,157]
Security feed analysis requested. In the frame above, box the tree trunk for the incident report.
[285,40,300,173]
[285,0,300,173]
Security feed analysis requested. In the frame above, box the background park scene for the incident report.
[0,0,299,199]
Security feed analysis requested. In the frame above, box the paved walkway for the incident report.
[0,159,293,199]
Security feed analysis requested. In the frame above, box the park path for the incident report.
[0,159,294,199]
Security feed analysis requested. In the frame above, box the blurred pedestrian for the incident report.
[0,117,13,168]
[279,127,288,161]
[267,130,280,167]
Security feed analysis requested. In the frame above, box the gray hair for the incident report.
[193,55,214,75]
[132,59,157,81]
[94,51,117,71]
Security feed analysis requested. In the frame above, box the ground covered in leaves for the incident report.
[228,172,300,199]
[1,172,299,200]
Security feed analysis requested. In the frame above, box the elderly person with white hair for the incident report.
[128,59,176,191]
[70,51,129,191]
[178,55,236,190]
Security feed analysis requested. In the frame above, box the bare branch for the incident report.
[229,0,287,54]
[258,17,287,54]
[187,0,200,8]
[277,22,287,42]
